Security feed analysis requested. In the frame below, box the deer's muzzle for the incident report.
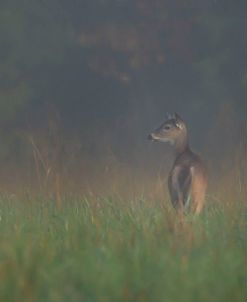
[148,133,158,141]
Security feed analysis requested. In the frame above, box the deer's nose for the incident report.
[148,133,155,141]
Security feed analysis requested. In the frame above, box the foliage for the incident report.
[0,0,247,125]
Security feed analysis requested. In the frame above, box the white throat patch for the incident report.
[160,137,175,145]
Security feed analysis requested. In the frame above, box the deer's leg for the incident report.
[191,178,206,214]
[169,166,192,215]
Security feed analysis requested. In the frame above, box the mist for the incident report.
[0,0,247,198]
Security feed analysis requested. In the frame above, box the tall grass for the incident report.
[0,106,246,301]
[0,193,247,302]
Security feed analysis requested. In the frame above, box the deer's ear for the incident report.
[174,113,184,129]
[166,112,173,120]
[174,112,183,122]
[175,121,183,129]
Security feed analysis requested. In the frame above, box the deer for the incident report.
[148,113,207,214]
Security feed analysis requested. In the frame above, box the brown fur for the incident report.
[148,113,207,214]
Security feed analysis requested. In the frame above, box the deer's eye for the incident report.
[164,125,171,130]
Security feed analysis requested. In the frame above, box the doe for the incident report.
[148,113,207,214]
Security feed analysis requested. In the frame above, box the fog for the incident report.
[0,0,247,197]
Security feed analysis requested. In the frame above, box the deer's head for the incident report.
[148,113,187,146]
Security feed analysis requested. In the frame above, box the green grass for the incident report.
[0,194,247,302]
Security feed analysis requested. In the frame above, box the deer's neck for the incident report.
[174,131,190,156]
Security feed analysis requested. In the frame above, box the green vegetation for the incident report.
[0,195,247,302]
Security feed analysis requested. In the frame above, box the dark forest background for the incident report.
[0,0,247,197]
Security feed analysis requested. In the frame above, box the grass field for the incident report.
[0,193,247,302]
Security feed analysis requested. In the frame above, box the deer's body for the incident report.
[148,113,207,214]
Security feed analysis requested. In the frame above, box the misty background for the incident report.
[0,0,247,198]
